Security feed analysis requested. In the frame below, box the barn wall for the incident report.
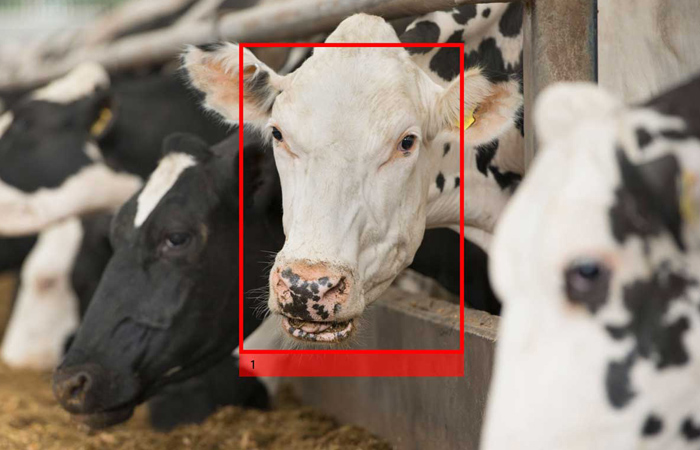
[290,289,498,450]
[599,0,700,103]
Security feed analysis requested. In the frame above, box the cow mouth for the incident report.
[282,316,354,342]
[70,404,135,429]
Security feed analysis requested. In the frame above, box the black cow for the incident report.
[411,228,500,315]
[52,132,272,429]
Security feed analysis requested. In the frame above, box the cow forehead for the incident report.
[275,49,429,147]
[134,152,197,227]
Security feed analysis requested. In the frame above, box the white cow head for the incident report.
[183,14,520,343]
[482,79,700,449]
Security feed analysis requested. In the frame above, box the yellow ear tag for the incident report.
[680,171,698,225]
[90,107,113,137]
[462,109,476,131]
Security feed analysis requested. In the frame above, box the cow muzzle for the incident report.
[270,261,355,343]
[52,362,138,429]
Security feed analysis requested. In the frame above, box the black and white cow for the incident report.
[52,132,273,429]
[0,63,232,367]
[0,62,231,236]
[482,75,700,449]
[1,213,112,369]
[182,4,523,343]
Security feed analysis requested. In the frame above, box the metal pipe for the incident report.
[523,0,598,167]
[0,0,510,91]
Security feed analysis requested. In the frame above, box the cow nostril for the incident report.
[69,374,89,399]
[326,277,347,296]
[57,371,92,408]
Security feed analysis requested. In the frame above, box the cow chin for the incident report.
[269,289,363,345]
[70,405,136,430]
[270,279,397,346]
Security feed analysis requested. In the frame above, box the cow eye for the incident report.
[399,134,417,154]
[564,258,611,312]
[164,231,191,249]
[271,127,283,142]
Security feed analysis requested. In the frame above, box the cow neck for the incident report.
[405,4,525,248]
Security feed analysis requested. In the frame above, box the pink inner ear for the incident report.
[242,65,258,79]
[189,58,241,108]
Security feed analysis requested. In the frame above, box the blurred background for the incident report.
[0,0,126,39]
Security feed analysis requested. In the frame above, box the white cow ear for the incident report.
[535,82,620,145]
[431,68,522,147]
[182,43,286,129]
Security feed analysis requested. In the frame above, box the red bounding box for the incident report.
[239,42,465,377]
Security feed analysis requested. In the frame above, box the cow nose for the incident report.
[272,262,351,322]
[53,369,93,413]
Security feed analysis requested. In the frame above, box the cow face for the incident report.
[0,63,141,235]
[183,14,519,343]
[482,79,700,449]
[52,133,240,429]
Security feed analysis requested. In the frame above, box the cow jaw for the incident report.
[71,405,135,430]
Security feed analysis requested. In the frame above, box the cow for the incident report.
[0,62,231,236]
[182,5,523,343]
[0,61,231,367]
[481,75,700,449]
[52,132,274,429]
[0,64,225,363]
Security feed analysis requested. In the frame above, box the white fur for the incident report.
[535,82,622,146]
[0,111,12,139]
[134,152,196,227]
[32,62,110,104]
[1,218,83,370]
[0,163,142,236]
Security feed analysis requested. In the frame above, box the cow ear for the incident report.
[431,68,522,146]
[182,43,286,130]
[535,83,620,146]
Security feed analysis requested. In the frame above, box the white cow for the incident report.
[183,9,523,343]
[482,76,700,449]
